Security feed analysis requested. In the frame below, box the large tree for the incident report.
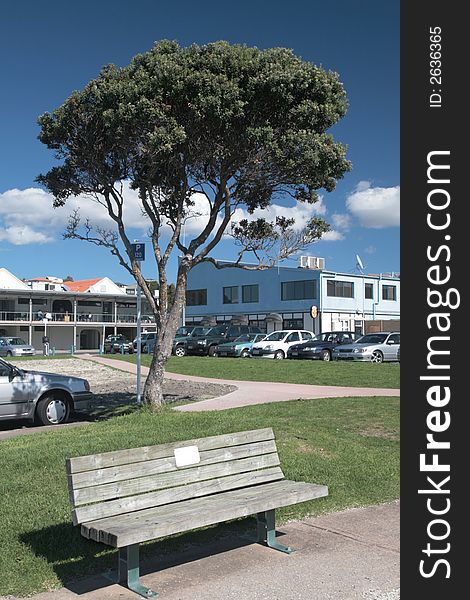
[36,41,351,406]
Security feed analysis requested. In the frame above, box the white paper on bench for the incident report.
[174,445,201,467]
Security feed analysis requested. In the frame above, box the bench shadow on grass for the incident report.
[20,517,285,595]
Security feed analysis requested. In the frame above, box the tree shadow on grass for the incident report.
[20,517,282,595]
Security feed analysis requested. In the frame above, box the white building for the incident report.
[0,268,156,352]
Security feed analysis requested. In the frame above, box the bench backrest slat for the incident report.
[67,428,274,474]
[67,428,285,526]
[69,439,277,490]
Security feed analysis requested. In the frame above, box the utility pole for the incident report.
[132,242,146,404]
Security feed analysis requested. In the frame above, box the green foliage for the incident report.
[37,40,351,225]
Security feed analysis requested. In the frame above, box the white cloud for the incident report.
[0,184,153,246]
[331,213,351,231]
[364,245,376,255]
[320,230,344,242]
[0,184,331,247]
[0,225,52,245]
[346,182,400,228]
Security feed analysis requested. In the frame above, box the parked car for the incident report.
[251,330,315,360]
[103,334,134,354]
[143,326,210,357]
[0,337,35,357]
[185,325,262,356]
[171,326,210,357]
[215,333,267,358]
[286,331,360,362]
[333,332,400,363]
[0,357,92,425]
[132,331,157,353]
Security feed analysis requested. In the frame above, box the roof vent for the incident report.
[299,256,325,270]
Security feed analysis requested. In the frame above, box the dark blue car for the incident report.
[286,331,360,362]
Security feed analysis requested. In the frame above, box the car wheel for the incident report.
[175,345,186,357]
[240,349,250,358]
[128,347,134,354]
[36,393,70,426]
[6,350,13,357]
[320,349,331,362]
[371,350,384,363]
[207,345,217,357]
[274,350,285,360]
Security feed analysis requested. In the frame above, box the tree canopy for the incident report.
[36,40,352,405]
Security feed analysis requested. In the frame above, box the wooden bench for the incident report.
[66,428,328,598]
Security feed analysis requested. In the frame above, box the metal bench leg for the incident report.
[256,510,294,554]
[118,544,158,598]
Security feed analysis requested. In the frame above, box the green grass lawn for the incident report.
[114,354,400,388]
[0,397,399,597]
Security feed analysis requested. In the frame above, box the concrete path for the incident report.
[80,355,400,411]
[2,502,399,600]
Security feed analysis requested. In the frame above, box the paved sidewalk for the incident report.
[79,355,400,411]
[2,502,399,600]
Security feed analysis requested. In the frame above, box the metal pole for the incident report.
[136,263,142,404]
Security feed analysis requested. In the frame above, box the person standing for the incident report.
[42,334,50,356]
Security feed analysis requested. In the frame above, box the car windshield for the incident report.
[264,331,289,342]
[357,334,388,344]
[175,327,193,336]
[6,338,27,346]
[206,326,227,336]
[316,333,340,343]
[234,334,256,343]
[191,327,208,336]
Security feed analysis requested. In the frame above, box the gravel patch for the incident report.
[16,358,236,416]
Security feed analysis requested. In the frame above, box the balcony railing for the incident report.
[0,311,29,321]
[0,311,155,324]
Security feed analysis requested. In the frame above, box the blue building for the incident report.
[185,257,400,335]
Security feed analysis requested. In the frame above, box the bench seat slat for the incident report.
[69,439,278,490]
[67,428,275,474]
[73,466,284,525]
[71,452,281,507]
[83,480,328,547]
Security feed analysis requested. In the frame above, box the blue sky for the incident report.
[0,0,399,284]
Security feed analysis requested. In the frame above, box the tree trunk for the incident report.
[143,349,167,406]
[143,267,188,408]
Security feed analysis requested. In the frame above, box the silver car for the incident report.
[0,357,92,425]
[0,337,35,357]
[333,332,400,363]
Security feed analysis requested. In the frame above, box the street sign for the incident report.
[131,243,146,261]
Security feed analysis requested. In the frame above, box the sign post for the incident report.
[131,243,146,404]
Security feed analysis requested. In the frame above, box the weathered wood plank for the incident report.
[69,439,277,490]
[72,452,281,507]
[82,480,328,547]
[67,428,274,474]
[73,466,284,525]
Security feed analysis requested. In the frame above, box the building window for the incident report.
[223,286,239,304]
[282,312,304,330]
[281,280,316,301]
[327,280,354,298]
[186,289,207,306]
[365,283,374,299]
[283,318,304,329]
[382,285,397,301]
[242,284,259,303]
